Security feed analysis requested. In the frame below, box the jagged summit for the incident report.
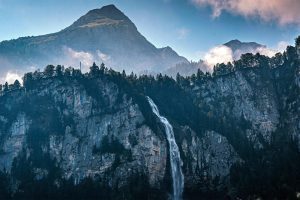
[0,4,188,76]
[67,4,133,30]
[85,4,130,22]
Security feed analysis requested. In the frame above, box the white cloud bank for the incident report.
[64,47,94,68]
[204,45,233,68]
[63,47,110,72]
[0,72,23,85]
[192,0,300,25]
[203,41,289,71]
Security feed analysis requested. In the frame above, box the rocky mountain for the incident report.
[0,37,300,199]
[0,5,188,78]
[164,40,270,78]
[0,4,278,82]
[224,39,266,60]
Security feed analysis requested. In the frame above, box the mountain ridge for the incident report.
[66,4,135,30]
[0,4,188,79]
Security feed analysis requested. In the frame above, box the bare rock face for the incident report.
[0,114,30,171]
[0,78,168,189]
[181,128,240,187]
[188,69,280,147]
[0,74,242,199]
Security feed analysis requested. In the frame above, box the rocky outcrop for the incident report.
[0,113,30,171]
[0,78,169,190]
[187,68,280,147]
[0,73,242,199]
[181,128,239,187]
[1,43,300,199]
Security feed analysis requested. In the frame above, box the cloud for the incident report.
[177,28,190,40]
[96,50,111,62]
[203,45,233,70]
[63,47,94,71]
[257,41,289,57]
[276,41,290,52]
[255,47,277,57]
[191,0,300,25]
[1,72,23,85]
[237,41,289,58]
[62,47,111,72]
[202,40,289,71]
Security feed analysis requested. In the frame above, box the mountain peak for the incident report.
[67,4,132,29]
[224,39,264,52]
[224,39,242,46]
[99,4,119,12]
[87,4,127,20]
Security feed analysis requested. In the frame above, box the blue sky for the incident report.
[0,0,299,61]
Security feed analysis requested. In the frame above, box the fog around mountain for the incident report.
[0,5,188,83]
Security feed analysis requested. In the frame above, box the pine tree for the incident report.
[3,82,8,92]
[44,65,55,77]
[90,62,99,76]
[12,80,21,89]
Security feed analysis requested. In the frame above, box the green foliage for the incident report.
[234,53,269,69]
[55,65,64,77]
[44,65,55,77]
[23,72,34,89]
[11,80,21,90]
[89,62,100,77]
[285,46,297,62]
[3,82,8,92]
[296,36,300,47]
[212,62,233,76]
[64,67,72,76]
[270,52,284,68]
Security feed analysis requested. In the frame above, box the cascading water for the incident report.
[147,96,184,200]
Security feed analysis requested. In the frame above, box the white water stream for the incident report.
[147,97,184,200]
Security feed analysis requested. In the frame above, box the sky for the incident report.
[0,0,299,61]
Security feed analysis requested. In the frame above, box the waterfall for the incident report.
[147,96,184,200]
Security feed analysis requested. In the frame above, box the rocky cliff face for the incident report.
[0,77,168,190]
[0,41,300,199]
[189,69,280,147]
[0,72,240,199]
